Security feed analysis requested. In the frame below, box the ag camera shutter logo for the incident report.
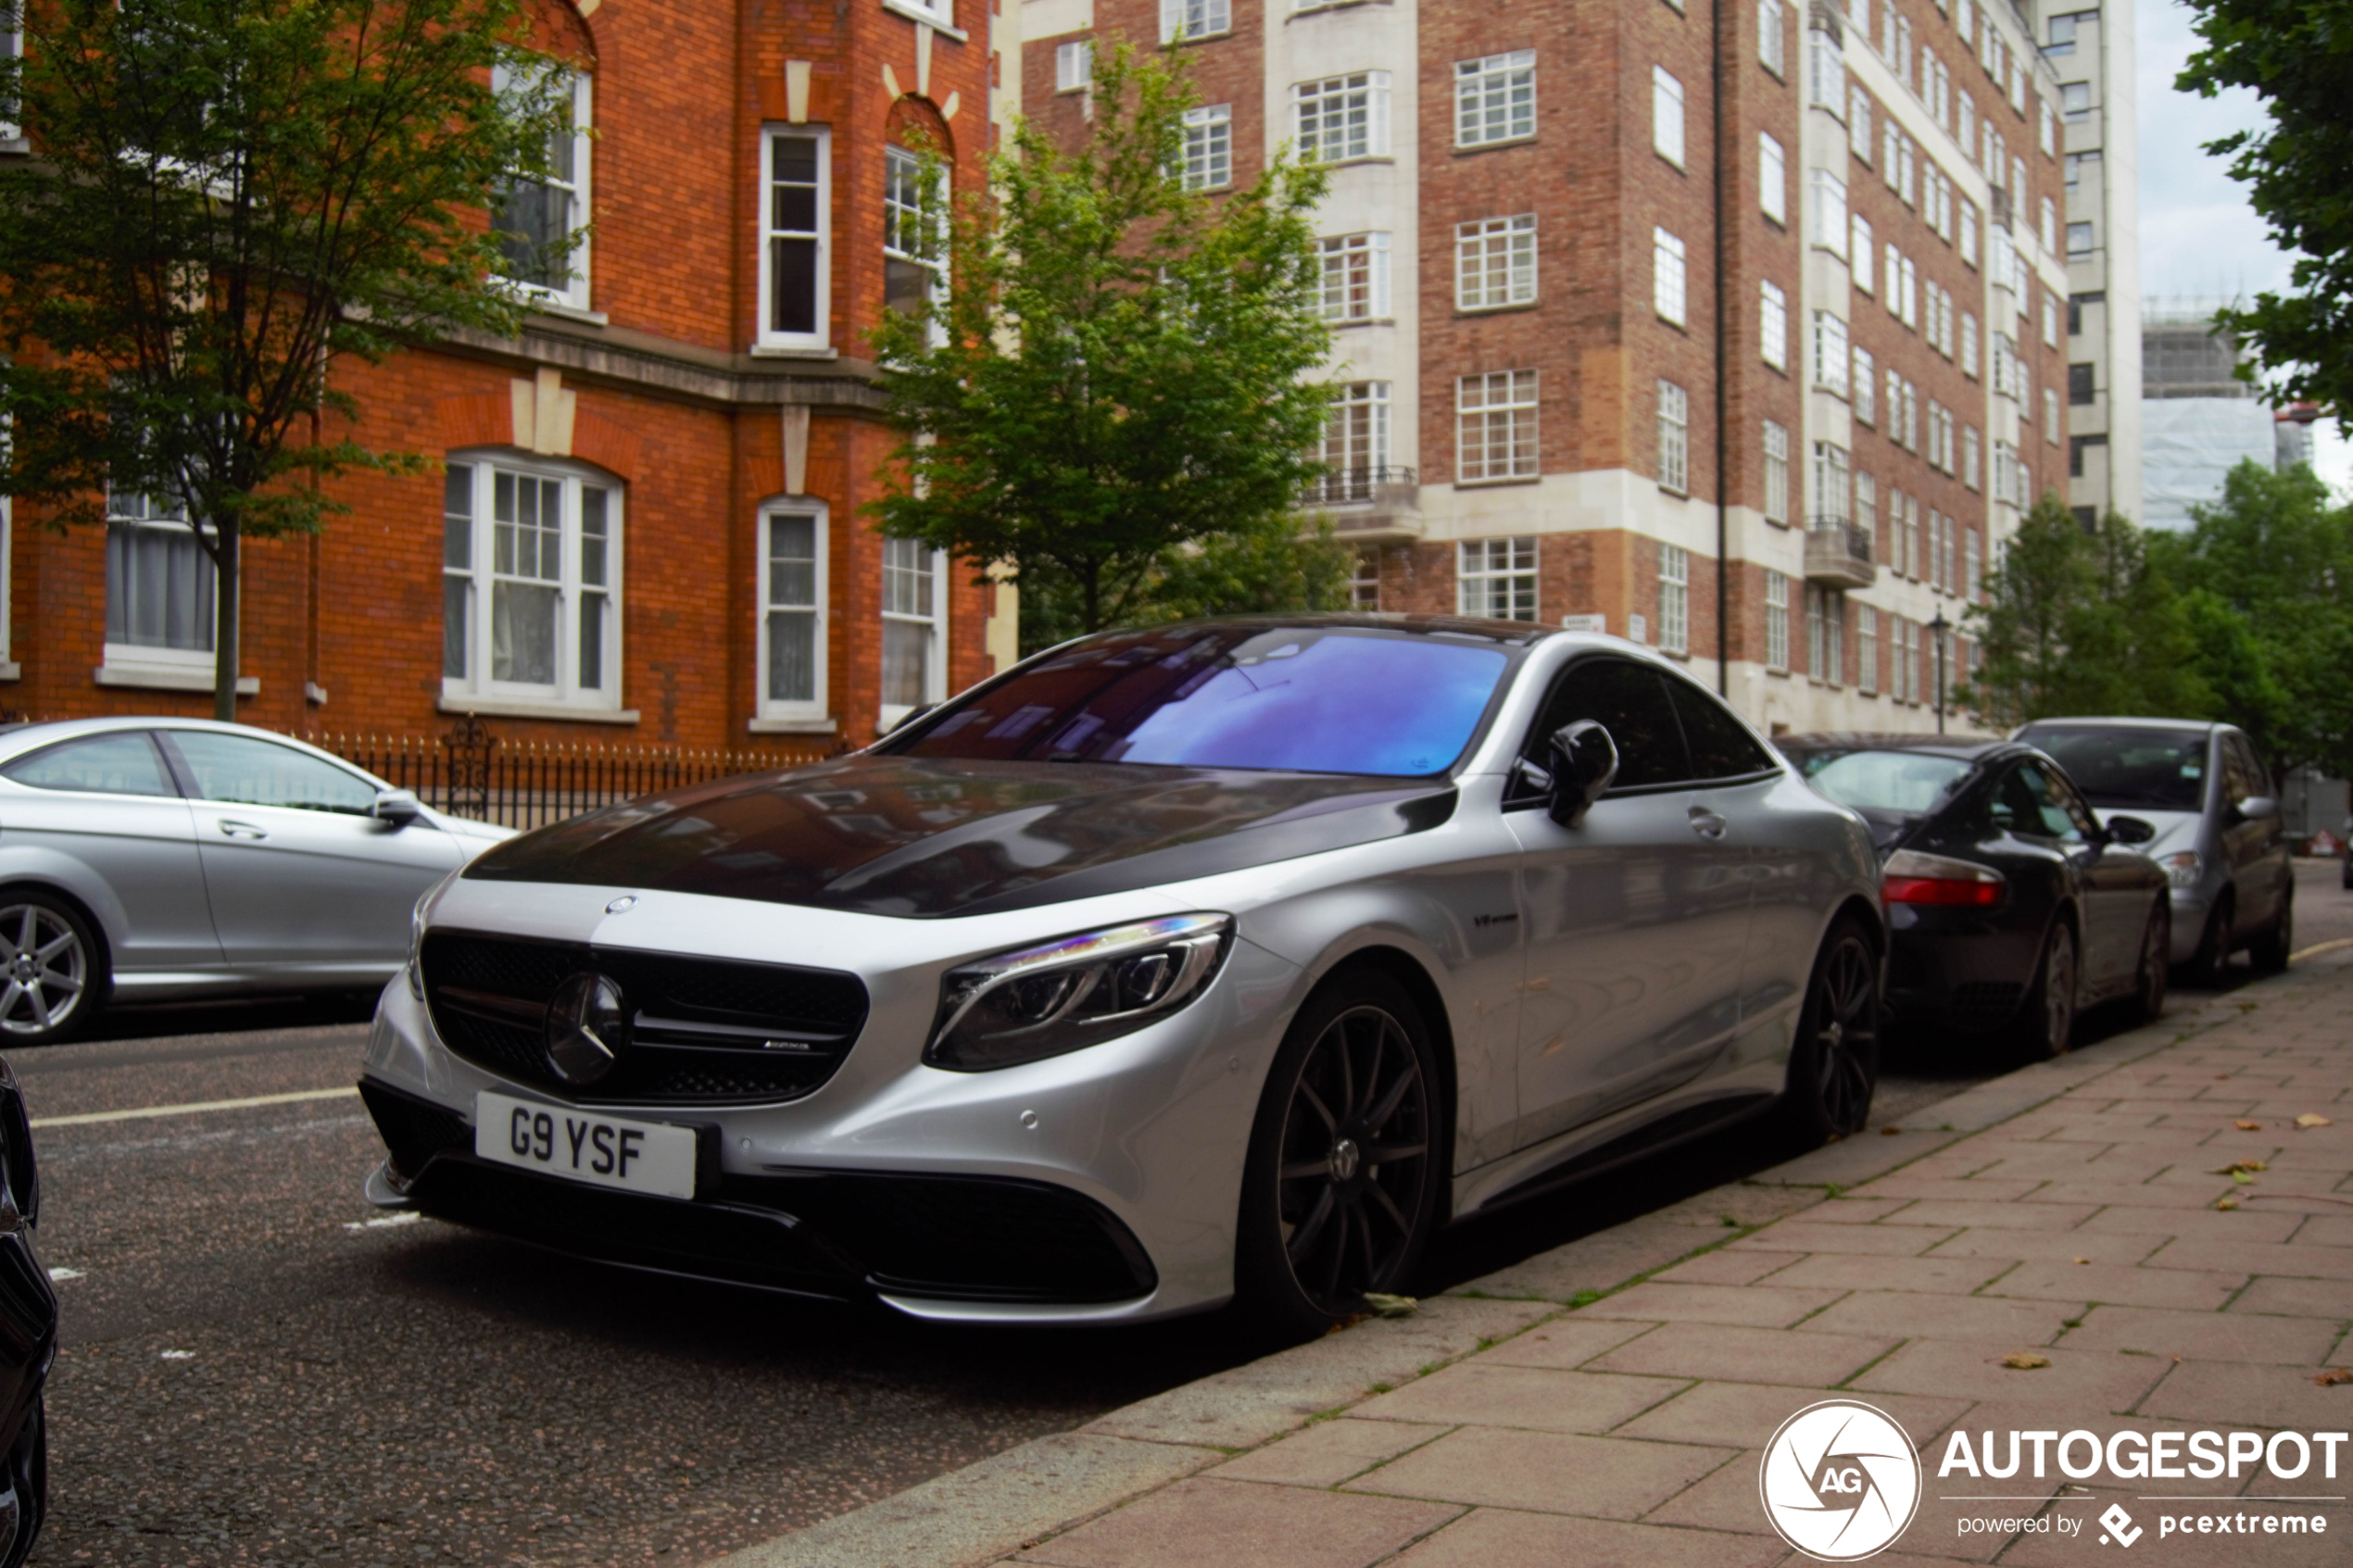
[1759,1399,1923,1560]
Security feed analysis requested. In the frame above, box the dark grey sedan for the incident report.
[0,719,510,1044]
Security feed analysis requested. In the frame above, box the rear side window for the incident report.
[164,731,380,816]
[2226,734,2271,802]
[1526,659,1691,790]
[0,733,176,797]
[1667,677,1778,781]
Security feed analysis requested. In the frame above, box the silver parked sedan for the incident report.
[0,719,512,1043]
[360,618,1883,1330]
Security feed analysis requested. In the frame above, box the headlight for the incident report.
[926,913,1231,1072]
[407,871,460,998]
[2163,850,2201,889]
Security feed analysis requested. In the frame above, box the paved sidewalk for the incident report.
[716,951,2353,1568]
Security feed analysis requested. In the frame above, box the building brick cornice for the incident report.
[421,311,891,417]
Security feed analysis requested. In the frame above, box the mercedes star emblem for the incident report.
[544,972,630,1085]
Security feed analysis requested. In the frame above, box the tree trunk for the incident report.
[213,521,240,723]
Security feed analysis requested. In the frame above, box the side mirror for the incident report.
[2104,814,2156,846]
[2234,795,2279,823]
[373,788,425,828]
[1545,720,1618,828]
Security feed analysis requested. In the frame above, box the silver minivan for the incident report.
[2013,718,2294,980]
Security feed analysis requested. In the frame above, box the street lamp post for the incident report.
[1929,609,1949,735]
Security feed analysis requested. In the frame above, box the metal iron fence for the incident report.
[306,718,851,833]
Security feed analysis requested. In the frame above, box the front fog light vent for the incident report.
[926,914,1232,1072]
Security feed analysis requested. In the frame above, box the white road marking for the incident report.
[343,1212,421,1233]
[159,1349,195,1361]
[45,1267,82,1282]
[30,1086,359,1129]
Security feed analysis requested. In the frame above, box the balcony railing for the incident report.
[1804,516,1877,588]
[1302,466,1417,508]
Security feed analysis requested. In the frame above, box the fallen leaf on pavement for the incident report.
[1363,1293,1418,1319]
[1881,1126,1902,1136]
[2316,1369,2352,1388]
[2073,1257,2091,1265]
[2214,1196,2241,1210]
[2235,1120,2263,1131]
[2296,1114,2334,1129]
[2000,1352,2051,1370]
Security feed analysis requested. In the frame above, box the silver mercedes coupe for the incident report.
[359,617,1882,1331]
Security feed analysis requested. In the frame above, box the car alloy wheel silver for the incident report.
[1275,1003,1431,1314]
[1806,933,1879,1136]
[0,906,87,1040]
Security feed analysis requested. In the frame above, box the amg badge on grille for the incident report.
[545,972,632,1085]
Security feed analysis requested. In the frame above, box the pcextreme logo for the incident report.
[1759,1399,1924,1561]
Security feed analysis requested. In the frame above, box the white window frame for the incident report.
[1457,537,1539,621]
[1055,40,1093,93]
[1294,71,1391,164]
[1962,424,1981,490]
[1655,227,1688,325]
[1455,51,1536,148]
[1320,382,1394,495]
[893,0,955,23]
[440,452,623,712]
[1659,543,1690,655]
[1850,86,1873,162]
[1457,215,1537,310]
[1854,345,1876,422]
[880,536,949,728]
[1657,380,1690,494]
[1765,569,1790,671]
[757,501,829,723]
[1811,167,1847,256]
[491,67,594,313]
[2045,386,2061,445]
[1179,105,1232,191]
[1813,310,1849,395]
[1654,66,1686,166]
[1350,550,1381,609]
[1160,0,1230,42]
[1959,199,1980,267]
[1809,31,1844,110]
[105,490,217,677]
[1961,310,1980,377]
[1761,278,1789,370]
[1763,420,1790,525]
[1456,371,1540,484]
[1852,214,1874,292]
[1856,602,1878,694]
[1318,232,1393,322]
[1759,132,1788,223]
[758,127,831,350]
[1759,0,1787,75]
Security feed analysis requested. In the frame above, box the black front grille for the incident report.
[420,931,869,1106]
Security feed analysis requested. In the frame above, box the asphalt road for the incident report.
[17,859,2350,1566]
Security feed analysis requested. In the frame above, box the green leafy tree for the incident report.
[2178,0,2353,420]
[1958,494,2208,727]
[2147,460,2353,777]
[0,0,574,718]
[868,44,1349,654]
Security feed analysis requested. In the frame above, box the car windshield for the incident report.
[1793,749,1972,813]
[893,624,1512,776]
[2023,725,2208,810]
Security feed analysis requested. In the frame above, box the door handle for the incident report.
[1688,807,1729,841]
[216,820,268,841]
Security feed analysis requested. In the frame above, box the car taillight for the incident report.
[1882,848,2005,906]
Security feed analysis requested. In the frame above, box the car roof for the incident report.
[0,717,388,784]
[2014,716,2223,734]
[1074,612,1560,647]
[1773,731,2020,765]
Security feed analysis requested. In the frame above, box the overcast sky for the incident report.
[2135,0,2351,493]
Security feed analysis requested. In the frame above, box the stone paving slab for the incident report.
[718,954,2353,1568]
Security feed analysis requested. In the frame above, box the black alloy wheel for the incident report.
[2019,921,2078,1060]
[0,895,99,1047]
[2131,902,2171,1025]
[1781,920,1881,1143]
[2249,886,2293,974]
[1238,971,1441,1334]
[2183,896,2233,987]
[0,1395,44,1568]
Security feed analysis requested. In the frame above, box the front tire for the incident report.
[2249,884,2293,974]
[2182,895,2233,988]
[0,893,102,1047]
[2130,901,2171,1025]
[2017,920,2079,1060]
[1236,970,1442,1336]
[1780,919,1881,1143]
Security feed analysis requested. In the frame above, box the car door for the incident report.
[2007,759,2133,985]
[2040,764,2151,997]
[0,731,222,975]
[160,730,463,975]
[1503,658,1750,1151]
[2219,732,2285,935]
[1666,676,1798,1043]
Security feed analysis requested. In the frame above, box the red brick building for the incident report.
[0,0,1013,750]
[1026,0,2073,735]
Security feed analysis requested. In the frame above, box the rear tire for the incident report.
[1780,918,1881,1144]
[0,893,103,1047]
[1236,970,1443,1337]
[2016,920,2078,1060]
[2249,885,2293,974]
[2182,896,2233,988]
[2130,901,2170,1026]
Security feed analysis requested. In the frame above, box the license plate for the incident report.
[473,1091,698,1199]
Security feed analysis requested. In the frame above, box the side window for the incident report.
[2228,734,2270,801]
[1525,658,1692,791]
[2015,762,2087,842]
[164,733,380,816]
[0,733,176,797]
[1987,766,2036,834]
[1666,676,1778,781]
[2216,736,2253,809]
